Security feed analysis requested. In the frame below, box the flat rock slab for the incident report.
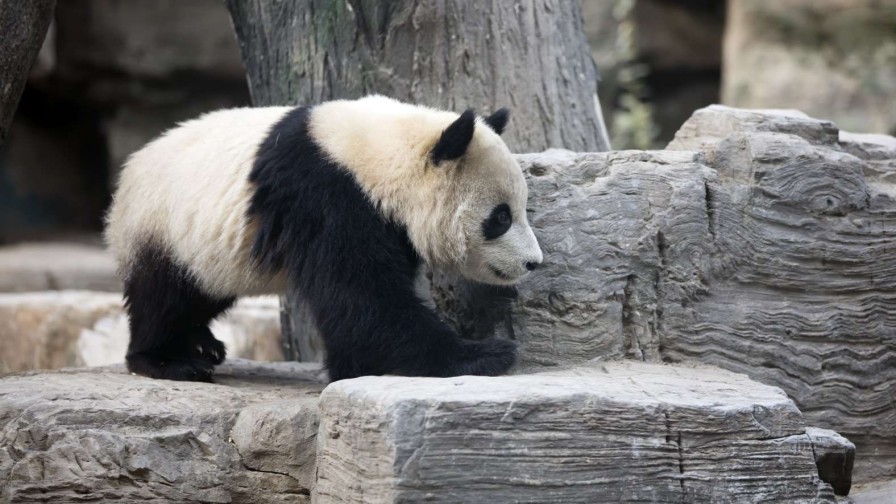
[316,361,840,504]
[0,242,120,292]
[0,360,325,503]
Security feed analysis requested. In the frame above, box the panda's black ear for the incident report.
[484,108,509,135]
[431,109,476,165]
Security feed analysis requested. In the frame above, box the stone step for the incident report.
[0,242,120,293]
[316,361,852,504]
[0,360,853,503]
[0,291,284,374]
[0,360,324,503]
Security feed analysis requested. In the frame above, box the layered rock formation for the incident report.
[315,361,843,503]
[441,105,895,482]
[1,360,851,503]
[5,105,888,499]
[666,106,896,482]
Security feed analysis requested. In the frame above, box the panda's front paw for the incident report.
[126,353,216,383]
[449,338,517,377]
[187,327,227,365]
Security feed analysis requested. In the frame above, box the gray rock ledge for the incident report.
[1,360,852,503]
[0,360,325,503]
[316,360,846,504]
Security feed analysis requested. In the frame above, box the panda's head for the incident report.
[425,108,543,286]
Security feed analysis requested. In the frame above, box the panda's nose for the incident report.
[525,261,539,271]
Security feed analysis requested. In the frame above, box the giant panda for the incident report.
[105,95,543,382]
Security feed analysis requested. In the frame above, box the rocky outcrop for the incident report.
[430,105,896,483]
[808,428,856,496]
[3,103,888,494]
[2,360,851,503]
[667,106,896,482]
[316,361,842,503]
[0,360,325,503]
[0,291,284,374]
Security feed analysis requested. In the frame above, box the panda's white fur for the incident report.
[107,96,540,297]
[106,95,542,382]
[310,97,541,282]
[107,107,292,298]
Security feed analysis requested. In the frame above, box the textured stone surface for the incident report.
[316,361,839,503]
[3,361,849,502]
[723,0,896,136]
[433,147,715,367]
[0,242,119,292]
[432,105,896,483]
[807,427,856,496]
[509,148,715,367]
[0,291,122,374]
[0,360,325,503]
[667,105,896,482]
[0,291,285,374]
[231,398,320,491]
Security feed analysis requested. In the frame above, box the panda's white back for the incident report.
[105,106,293,298]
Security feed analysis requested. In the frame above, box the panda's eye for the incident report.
[497,210,510,226]
[482,203,512,240]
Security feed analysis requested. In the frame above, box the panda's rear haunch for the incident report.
[105,96,543,382]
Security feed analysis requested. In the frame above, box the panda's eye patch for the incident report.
[482,203,512,240]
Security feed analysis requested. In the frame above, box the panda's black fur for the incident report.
[123,106,516,382]
[124,243,233,381]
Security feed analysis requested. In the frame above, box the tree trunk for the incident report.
[226,0,610,362]
[0,0,55,145]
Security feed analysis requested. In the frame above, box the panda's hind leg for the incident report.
[123,243,235,382]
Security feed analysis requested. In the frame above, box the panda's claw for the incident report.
[187,328,227,365]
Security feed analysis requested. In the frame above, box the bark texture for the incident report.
[0,0,55,144]
[225,0,610,362]
[225,0,608,152]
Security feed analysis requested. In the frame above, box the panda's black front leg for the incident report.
[306,281,517,381]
